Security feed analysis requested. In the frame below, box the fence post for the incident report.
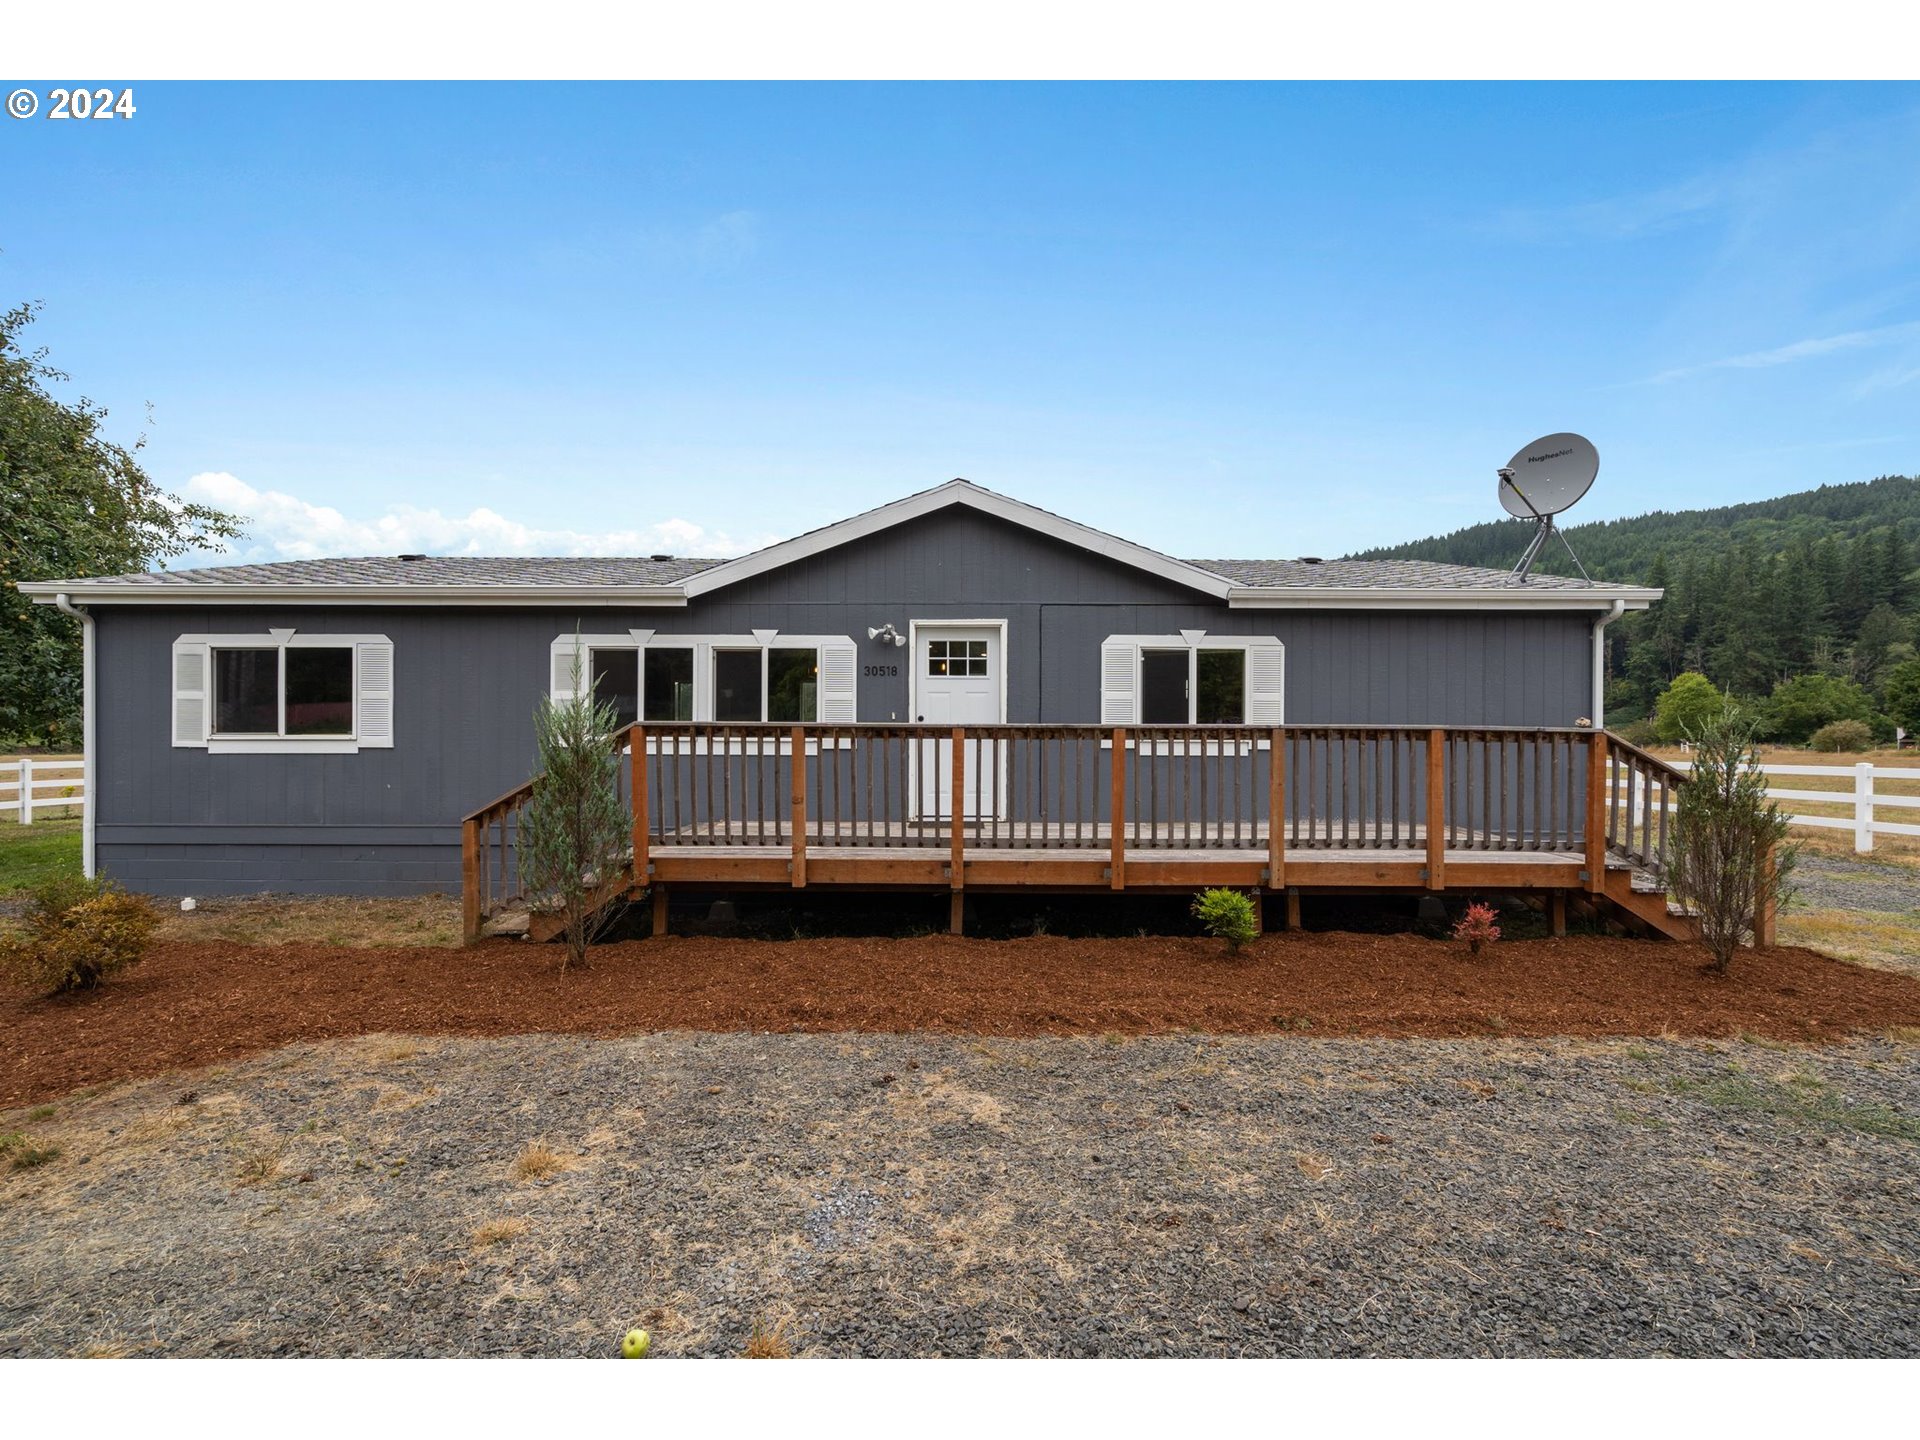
[18,757,31,825]
[1855,761,1874,853]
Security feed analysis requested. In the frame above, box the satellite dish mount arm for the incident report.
[1501,469,1592,587]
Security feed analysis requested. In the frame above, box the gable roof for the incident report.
[21,477,1660,611]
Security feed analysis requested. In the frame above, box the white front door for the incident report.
[912,623,1004,819]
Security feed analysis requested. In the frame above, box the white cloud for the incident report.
[179,472,777,564]
[1640,319,1920,385]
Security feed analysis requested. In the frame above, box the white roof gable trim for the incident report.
[679,479,1237,600]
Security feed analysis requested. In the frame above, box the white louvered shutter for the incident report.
[1245,640,1286,724]
[550,635,588,703]
[356,640,395,747]
[1099,638,1138,725]
[172,640,211,747]
[817,638,858,722]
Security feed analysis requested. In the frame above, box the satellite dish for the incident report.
[1498,432,1598,518]
[1498,432,1598,586]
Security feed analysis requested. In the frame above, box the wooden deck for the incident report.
[462,723,1702,942]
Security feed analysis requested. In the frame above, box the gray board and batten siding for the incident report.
[92,507,1598,895]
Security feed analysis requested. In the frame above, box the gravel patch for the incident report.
[3,1031,1917,1358]
[1791,852,1920,915]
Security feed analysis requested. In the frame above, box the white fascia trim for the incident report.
[1226,586,1662,611]
[24,584,688,607]
[681,480,1236,600]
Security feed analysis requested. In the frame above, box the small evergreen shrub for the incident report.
[1191,888,1258,952]
[1809,719,1873,753]
[1451,902,1501,956]
[0,874,158,995]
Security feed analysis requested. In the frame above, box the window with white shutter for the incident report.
[171,631,392,753]
[1101,634,1284,727]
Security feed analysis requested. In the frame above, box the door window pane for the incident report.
[214,648,280,734]
[767,648,818,723]
[927,639,949,676]
[1140,649,1188,725]
[590,649,639,728]
[1196,649,1245,725]
[285,648,355,735]
[643,647,694,722]
[713,650,762,721]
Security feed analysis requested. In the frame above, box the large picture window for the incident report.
[214,646,354,737]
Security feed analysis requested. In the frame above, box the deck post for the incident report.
[950,728,966,897]
[651,884,669,938]
[460,815,481,944]
[1251,889,1265,935]
[1585,731,1609,895]
[949,891,965,936]
[1268,727,1286,891]
[1284,887,1302,930]
[1109,727,1126,890]
[1425,729,1445,891]
[630,725,649,888]
[790,726,807,888]
[1549,890,1567,939]
[1755,841,1778,949]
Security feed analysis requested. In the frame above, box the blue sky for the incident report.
[4,81,1919,567]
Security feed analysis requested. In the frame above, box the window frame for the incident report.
[212,643,357,740]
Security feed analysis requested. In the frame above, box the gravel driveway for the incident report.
[4,1031,1917,1357]
[1792,851,1920,915]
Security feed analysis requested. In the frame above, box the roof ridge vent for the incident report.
[397,553,427,562]
[649,553,674,561]
[1298,556,1324,564]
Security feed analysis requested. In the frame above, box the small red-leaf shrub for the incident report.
[1452,902,1501,956]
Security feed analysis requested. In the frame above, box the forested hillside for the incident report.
[1347,475,1920,737]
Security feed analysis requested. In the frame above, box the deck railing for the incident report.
[462,723,1687,939]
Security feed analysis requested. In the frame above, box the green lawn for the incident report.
[0,820,83,898]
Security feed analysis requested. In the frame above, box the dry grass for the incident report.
[1781,909,1920,978]
[1294,1152,1334,1181]
[2,1131,61,1170]
[471,1217,530,1249]
[742,1314,793,1358]
[233,1141,286,1187]
[510,1142,576,1182]
[154,894,463,949]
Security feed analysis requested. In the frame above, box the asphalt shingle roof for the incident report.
[1192,557,1593,590]
[80,555,723,587]
[77,552,1585,590]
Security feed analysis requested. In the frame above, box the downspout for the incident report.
[54,593,95,879]
[1591,599,1625,730]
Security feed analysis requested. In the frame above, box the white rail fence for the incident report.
[0,758,86,823]
[1615,758,1920,854]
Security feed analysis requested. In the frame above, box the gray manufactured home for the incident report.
[25,479,1664,910]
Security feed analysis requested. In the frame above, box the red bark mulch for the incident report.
[6,932,1920,1107]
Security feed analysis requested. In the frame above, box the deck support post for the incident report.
[1425,729,1445,892]
[1109,727,1126,890]
[1585,731,1609,895]
[1285,887,1302,931]
[949,890,964,936]
[651,885,669,938]
[1268,727,1286,892]
[1251,889,1265,935]
[950,727,966,902]
[460,818,481,944]
[1549,890,1567,939]
[1755,842,1778,949]
[790,726,807,889]
[630,725,649,888]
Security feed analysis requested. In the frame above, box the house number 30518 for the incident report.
[862,664,898,677]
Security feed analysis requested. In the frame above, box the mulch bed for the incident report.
[6,931,1920,1107]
